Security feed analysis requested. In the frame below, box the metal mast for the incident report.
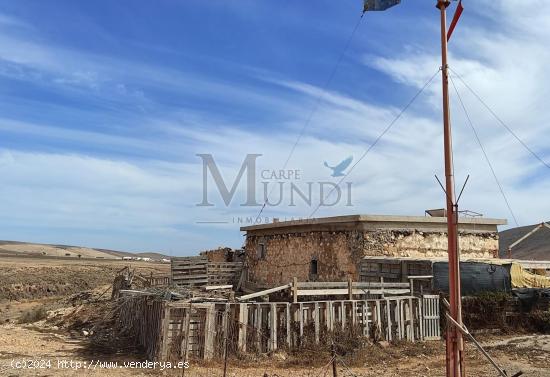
[436,1,464,376]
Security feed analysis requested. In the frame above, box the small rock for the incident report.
[82,330,89,336]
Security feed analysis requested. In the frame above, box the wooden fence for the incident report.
[171,257,243,287]
[237,278,426,302]
[118,295,441,361]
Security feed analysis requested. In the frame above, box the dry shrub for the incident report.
[462,292,511,331]
[519,311,550,333]
[460,291,550,335]
[18,307,47,324]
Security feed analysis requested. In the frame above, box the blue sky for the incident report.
[0,1,548,255]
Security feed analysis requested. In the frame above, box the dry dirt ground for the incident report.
[0,256,169,322]
[1,323,549,377]
[0,256,549,376]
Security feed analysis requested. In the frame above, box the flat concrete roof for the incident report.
[240,214,507,232]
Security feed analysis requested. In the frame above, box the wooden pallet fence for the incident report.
[117,295,165,360]
[171,257,209,286]
[207,262,243,286]
[146,296,441,361]
[237,280,415,303]
[171,257,242,287]
[294,280,412,300]
[145,275,171,287]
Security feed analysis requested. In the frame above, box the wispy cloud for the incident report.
[0,1,548,254]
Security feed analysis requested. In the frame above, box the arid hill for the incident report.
[499,222,550,260]
[0,240,170,260]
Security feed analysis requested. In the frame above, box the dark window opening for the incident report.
[257,243,266,260]
[310,258,318,276]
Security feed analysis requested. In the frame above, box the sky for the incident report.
[0,0,548,255]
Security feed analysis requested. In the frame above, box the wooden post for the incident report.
[340,301,345,330]
[314,302,320,344]
[286,303,291,347]
[347,276,353,300]
[292,277,298,303]
[255,304,261,353]
[395,299,402,340]
[418,297,424,341]
[329,301,334,331]
[269,303,277,351]
[182,305,192,377]
[362,301,368,337]
[409,297,415,342]
[238,303,248,353]
[386,299,392,341]
[326,301,331,331]
[299,303,304,337]
[375,300,382,337]
[180,306,191,359]
[161,305,171,360]
[223,304,230,377]
[352,301,357,327]
[204,306,216,360]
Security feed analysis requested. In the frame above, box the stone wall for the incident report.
[245,229,499,287]
[200,248,230,262]
[362,230,499,258]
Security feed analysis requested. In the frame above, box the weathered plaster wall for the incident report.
[245,229,499,286]
[362,230,499,258]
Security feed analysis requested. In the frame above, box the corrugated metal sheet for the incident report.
[433,261,512,295]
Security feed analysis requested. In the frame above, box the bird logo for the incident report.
[324,156,353,177]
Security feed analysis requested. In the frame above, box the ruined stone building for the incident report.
[240,214,506,287]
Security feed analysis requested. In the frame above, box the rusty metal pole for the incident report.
[436,1,464,376]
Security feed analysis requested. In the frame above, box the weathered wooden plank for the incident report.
[296,281,410,289]
[386,299,392,341]
[408,297,415,342]
[299,303,304,337]
[237,284,291,301]
[160,306,171,360]
[286,303,291,347]
[270,303,277,351]
[238,303,248,353]
[314,302,320,344]
[297,288,410,296]
[255,304,261,353]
